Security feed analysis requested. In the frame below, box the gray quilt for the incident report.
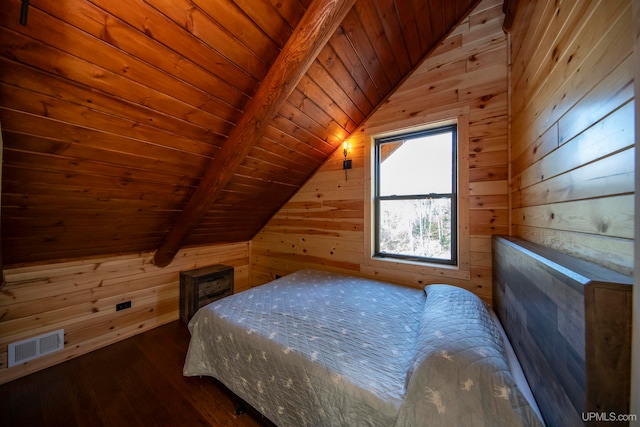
[394,284,543,427]
[183,269,542,427]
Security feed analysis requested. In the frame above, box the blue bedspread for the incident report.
[183,269,542,427]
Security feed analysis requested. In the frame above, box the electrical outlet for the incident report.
[116,301,132,311]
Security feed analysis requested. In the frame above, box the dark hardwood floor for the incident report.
[0,321,268,426]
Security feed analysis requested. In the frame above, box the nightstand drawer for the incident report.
[198,274,233,298]
[180,264,234,323]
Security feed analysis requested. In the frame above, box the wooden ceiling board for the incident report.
[354,1,403,85]
[86,0,261,96]
[192,0,283,62]
[315,44,376,116]
[230,0,296,47]
[327,27,383,107]
[269,113,336,155]
[1,0,481,266]
[372,0,412,73]
[0,120,216,180]
[238,158,310,184]
[3,210,171,230]
[266,0,308,30]
[0,84,224,163]
[1,151,198,195]
[0,59,225,146]
[2,4,240,135]
[245,146,317,177]
[393,0,424,65]
[305,61,367,126]
[258,127,328,163]
[32,0,250,114]
[146,0,274,80]
[341,10,394,96]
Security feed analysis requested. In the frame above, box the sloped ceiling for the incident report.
[0,0,479,267]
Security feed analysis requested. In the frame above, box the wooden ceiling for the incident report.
[0,0,479,267]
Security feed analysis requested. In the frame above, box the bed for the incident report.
[183,236,632,426]
[183,272,541,426]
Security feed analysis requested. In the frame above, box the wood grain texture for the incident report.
[509,0,634,276]
[0,242,249,385]
[493,235,632,427]
[0,0,478,266]
[251,0,507,303]
[0,321,268,427]
[153,0,357,267]
[501,0,519,31]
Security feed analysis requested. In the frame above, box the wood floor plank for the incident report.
[0,321,267,426]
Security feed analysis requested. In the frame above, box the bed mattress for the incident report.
[183,269,542,427]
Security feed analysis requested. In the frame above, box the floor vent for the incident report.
[8,329,64,368]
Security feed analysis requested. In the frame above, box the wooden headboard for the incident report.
[492,235,633,427]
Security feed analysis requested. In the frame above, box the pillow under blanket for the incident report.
[393,284,543,427]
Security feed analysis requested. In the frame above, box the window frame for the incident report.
[363,111,470,281]
[373,125,458,266]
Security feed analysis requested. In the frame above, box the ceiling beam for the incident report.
[502,0,520,31]
[153,0,356,267]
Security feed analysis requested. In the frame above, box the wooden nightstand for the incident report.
[180,264,234,323]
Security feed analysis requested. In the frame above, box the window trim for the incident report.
[363,110,470,281]
[373,125,458,265]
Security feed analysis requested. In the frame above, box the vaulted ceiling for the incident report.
[0,0,480,267]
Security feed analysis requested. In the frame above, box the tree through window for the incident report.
[374,124,457,265]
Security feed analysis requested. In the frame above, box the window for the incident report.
[374,124,457,265]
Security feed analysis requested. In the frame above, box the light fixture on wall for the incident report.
[20,0,29,25]
[343,140,352,180]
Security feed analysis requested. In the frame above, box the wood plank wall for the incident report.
[509,0,634,276]
[0,242,249,384]
[251,0,508,302]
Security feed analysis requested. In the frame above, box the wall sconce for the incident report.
[20,0,29,25]
[342,141,352,180]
